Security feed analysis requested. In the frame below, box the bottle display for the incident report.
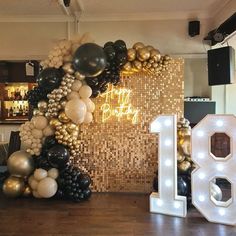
[0,83,34,121]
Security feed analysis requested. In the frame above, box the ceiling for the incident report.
[0,0,231,21]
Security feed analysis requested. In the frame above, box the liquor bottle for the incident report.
[15,106,20,116]
[15,88,22,100]
[9,107,13,117]
[12,107,16,117]
[9,107,12,117]
[22,106,26,116]
[19,105,23,116]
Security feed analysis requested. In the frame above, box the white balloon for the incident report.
[32,129,43,139]
[34,168,48,181]
[32,116,48,130]
[43,126,55,137]
[37,177,58,198]
[65,99,87,124]
[28,175,34,185]
[82,98,95,113]
[67,91,79,100]
[83,112,93,124]
[33,190,42,198]
[30,179,39,190]
[71,80,82,92]
[79,85,92,99]
[47,168,59,179]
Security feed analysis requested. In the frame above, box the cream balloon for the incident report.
[34,168,48,181]
[31,129,43,139]
[67,91,79,100]
[32,116,48,130]
[37,177,58,198]
[65,99,87,124]
[83,112,93,124]
[47,168,59,179]
[71,80,82,92]
[30,178,39,190]
[82,98,95,113]
[33,190,42,198]
[79,85,92,99]
[43,125,55,136]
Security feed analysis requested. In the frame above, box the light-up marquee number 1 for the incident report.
[150,115,187,217]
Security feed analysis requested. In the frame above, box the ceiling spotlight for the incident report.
[63,0,70,7]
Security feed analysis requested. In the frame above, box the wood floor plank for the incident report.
[0,193,235,236]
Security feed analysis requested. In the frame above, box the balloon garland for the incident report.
[2,33,174,202]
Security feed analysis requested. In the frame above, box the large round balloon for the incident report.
[65,98,87,124]
[7,150,34,177]
[47,145,70,169]
[37,67,64,93]
[73,43,107,77]
[37,177,58,198]
[3,176,25,198]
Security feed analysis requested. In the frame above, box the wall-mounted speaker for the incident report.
[188,21,200,37]
[207,46,235,86]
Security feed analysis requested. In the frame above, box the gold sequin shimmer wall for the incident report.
[77,58,184,192]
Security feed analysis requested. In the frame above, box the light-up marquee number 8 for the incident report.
[150,115,187,217]
[192,115,236,225]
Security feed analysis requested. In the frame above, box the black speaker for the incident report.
[207,46,235,86]
[188,21,200,37]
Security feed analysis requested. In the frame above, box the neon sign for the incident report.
[100,85,139,124]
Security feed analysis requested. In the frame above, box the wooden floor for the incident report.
[0,193,235,236]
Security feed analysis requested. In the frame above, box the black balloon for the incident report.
[27,86,48,108]
[104,46,116,61]
[34,154,52,170]
[116,52,128,66]
[79,174,91,190]
[37,67,64,93]
[104,41,114,48]
[73,43,107,77]
[43,136,58,150]
[83,188,92,200]
[153,176,158,192]
[114,40,127,53]
[47,144,70,169]
[177,176,189,196]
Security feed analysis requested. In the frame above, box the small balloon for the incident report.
[133,42,144,50]
[22,185,32,197]
[79,174,91,190]
[127,48,136,62]
[37,100,48,113]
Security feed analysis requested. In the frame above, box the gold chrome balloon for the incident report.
[127,48,136,62]
[123,62,132,71]
[178,161,191,173]
[181,135,191,156]
[150,49,161,62]
[177,152,185,163]
[62,63,74,74]
[7,151,34,177]
[37,100,48,113]
[49,118,62,128]
[58,111,71,123]
[137,48,150,61]
[33,109,44,116]
[132,60,142,70]
[133,42,144,51]
[22,185,32,197]
[146,45,154,51]
[3,176,25,198]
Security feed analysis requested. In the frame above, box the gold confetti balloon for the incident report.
[3,176,25,198]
